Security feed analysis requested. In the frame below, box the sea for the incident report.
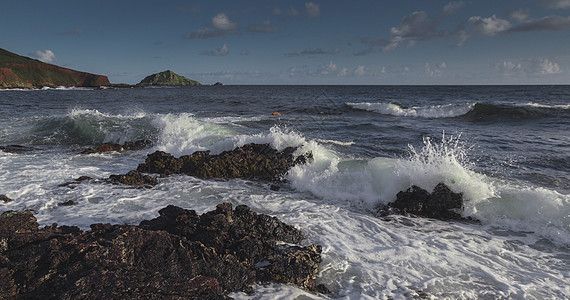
[0,85,568,299]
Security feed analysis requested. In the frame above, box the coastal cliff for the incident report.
[138,70,201,86]
[0,48,110,89]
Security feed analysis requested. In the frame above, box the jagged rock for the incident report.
[108,170,159,187]
[137,143,313,181]
[0,195,12,203]
[378,183,468,221]
[0,203,325,298]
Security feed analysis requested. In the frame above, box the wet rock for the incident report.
[108,170,159,187]
[0,203,325,298]
[0,195,12,203]
[122,139,153,151]
[378,183,468,221]
[58,176,94,187]
[79,139,153,154]
[137,143,312,181]
[0,145,37,153]
[57,200,76,206]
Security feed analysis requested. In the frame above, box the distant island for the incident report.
[0,48,213,89]
[0,48,110,89]
[137,70,201,86]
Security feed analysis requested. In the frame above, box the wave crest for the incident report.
[347,102,476,118]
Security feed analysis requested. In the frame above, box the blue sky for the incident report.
[2,0,570,84]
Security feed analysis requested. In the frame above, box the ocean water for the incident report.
[0,85,569,299]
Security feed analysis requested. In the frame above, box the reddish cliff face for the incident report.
[0,48,110,89]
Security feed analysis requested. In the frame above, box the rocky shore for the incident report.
[1,141,476,298]
[0,203,326,299]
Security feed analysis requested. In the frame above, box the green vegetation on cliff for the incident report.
[138,70,201,86]
[0,48,110,89]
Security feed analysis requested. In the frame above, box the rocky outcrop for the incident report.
[378,183,473,221]
[0,203,326,299]
[108,170,159,187]
[0,48,110,89]
[137,143,312,181]
[137,70,200,86]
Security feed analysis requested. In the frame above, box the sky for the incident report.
[1,0,570,85]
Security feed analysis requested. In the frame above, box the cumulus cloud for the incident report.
[353,65,367,76]
[201,44,229,56]
[443,1,466,15]
[212,13,238,31]
[306,2,321,18]
[288,61,350,78]
[541,0,570,9]
[466,15,512,36]
[186,13,239,39]
[246,20,279,33]
[240,50,250,55]
[33,49,56,63]
[383,11,437,51]
[425,62,447,77]
[495,57,562,76]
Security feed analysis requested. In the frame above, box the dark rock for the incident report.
[108,170,159,187]
[378,183,468,221]
[137,143,313,181]
[58,176,94,187]
[57,200,76,206]
[122,139,153,151]
[79,139,154,154]
[0,203,325,298]
[0,195,12,203]
[0,145,37,153]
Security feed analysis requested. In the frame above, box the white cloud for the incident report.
[354,65,367,76]
[541,0,570,9]
[467,15,512,36]
[240,50,250,55]
[425,62,447,77]
[305,2,321,18]
[536,58,562,74]
[201,44,229,56]
[212,13,238,31]
[186,13,238,39]
[443,1,466,15]
[319,61,337,75]
[495,57,562,76]
[383,11,436,51]
[34,49,56,63]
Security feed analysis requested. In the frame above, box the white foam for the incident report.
[347,102,476,118]
[518,102,570,109]
[316,139,355,147]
